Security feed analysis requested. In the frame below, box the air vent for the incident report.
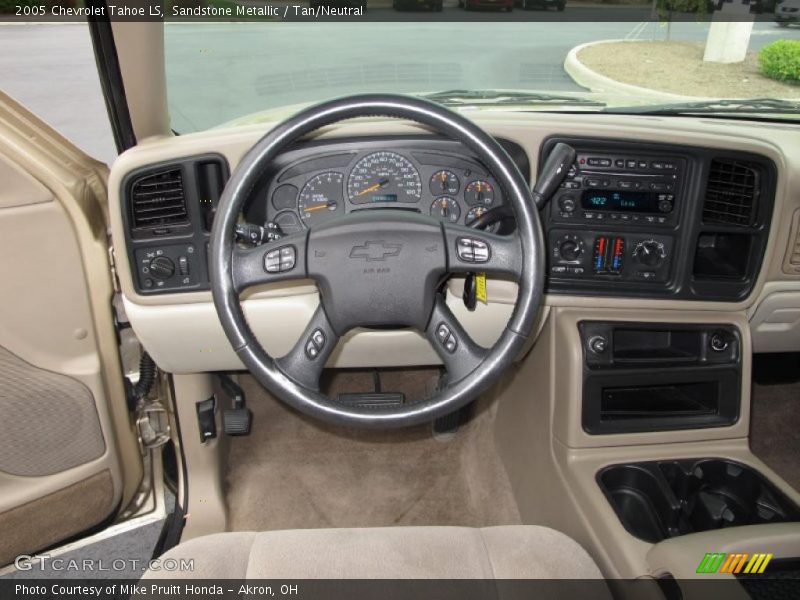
[130,168,188,229]
[702,159,760,227]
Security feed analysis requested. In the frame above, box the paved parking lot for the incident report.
[1,18,798,165]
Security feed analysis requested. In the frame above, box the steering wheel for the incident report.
[210,94,545,428]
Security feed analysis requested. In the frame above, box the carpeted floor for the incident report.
[750,379,800,493]
[225,371,521,532]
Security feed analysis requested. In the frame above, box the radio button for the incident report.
[658,199,674,213]
[618,181,634,189]
[615,159,625,168]
[638,161,647,169]
[650,183,668,191]
[558,195,577,213]
[626,160,637,169]
[587,158,612,167]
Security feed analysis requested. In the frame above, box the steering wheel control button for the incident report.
[265,245,297,273]
[305,328,327,360]
[305,341,319,360]
[265,249,281,273]
[435,322,458,353]
[280,246,296,270]
[456,237,490,264]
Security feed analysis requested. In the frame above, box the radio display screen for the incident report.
[581,190,659,213]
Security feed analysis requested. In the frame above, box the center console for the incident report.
[542,137,776,301]
[580,322,742,435]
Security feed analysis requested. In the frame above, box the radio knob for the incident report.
[633,240,666,268]
[558,238,583,262]
[149,256,175,280]
[558,195,576,213]
[658,199,673,213]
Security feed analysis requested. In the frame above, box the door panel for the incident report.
[0,92,142,566]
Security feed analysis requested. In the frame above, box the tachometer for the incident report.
[298,172,344,227]
[347,151,422,204]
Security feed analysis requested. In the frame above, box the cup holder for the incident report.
[599,459,800,543]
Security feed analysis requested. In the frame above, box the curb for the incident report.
[564,39,718,103]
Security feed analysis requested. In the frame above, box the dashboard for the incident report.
[108,113,800,372]
[120,134,775,304]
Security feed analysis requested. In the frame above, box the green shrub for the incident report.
[759,40,800,85]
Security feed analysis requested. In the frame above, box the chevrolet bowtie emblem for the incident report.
[349,241,402,262]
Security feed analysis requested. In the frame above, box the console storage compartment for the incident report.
[581,322,741,434]
[599,459,800,543]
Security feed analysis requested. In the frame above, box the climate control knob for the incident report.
[555,235,584,262]
[149,256,175,280]
[633,240,666,268]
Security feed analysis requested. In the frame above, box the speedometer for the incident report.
[347,152,422,204]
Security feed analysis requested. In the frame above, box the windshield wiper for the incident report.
[421,89,605,108]
[606,98,800,116]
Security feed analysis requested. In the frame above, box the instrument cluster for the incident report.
[255,144,506,236]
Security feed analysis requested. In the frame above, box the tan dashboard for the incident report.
[108,112,800,373]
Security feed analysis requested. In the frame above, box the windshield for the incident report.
[164,18,800,131]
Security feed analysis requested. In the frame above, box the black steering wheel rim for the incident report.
[210,93,545,428]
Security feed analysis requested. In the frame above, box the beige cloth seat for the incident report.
[144,525,604,580]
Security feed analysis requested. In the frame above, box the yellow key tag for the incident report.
[475,273,488,304]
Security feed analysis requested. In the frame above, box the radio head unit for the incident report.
[550,152,686,227]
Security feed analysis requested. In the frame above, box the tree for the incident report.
[656,0,709,41]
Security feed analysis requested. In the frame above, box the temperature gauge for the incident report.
[430,197,461,223]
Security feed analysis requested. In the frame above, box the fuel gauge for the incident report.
[431,197,461,223]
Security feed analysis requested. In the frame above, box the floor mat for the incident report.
[750,379,800,493]
[226,372,521,532]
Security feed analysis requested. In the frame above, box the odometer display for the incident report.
[347,152,422,204]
